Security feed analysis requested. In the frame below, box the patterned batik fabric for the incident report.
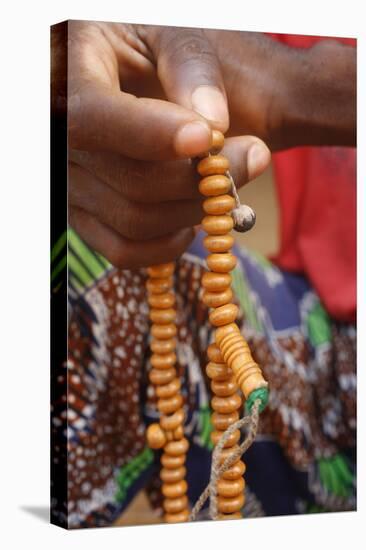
[51,229,356,528]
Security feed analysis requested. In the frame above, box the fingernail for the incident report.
[174,120,211,157]
[191,86,229,130]
[247,142,271,179]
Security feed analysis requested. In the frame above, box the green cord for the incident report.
[245,387,269,414]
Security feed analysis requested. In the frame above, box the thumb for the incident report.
[143,26,229,132]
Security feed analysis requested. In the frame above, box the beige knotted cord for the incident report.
[189,399,260,521]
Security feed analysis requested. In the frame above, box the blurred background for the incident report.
[115,164,279,526]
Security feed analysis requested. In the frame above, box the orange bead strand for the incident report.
[146,262,189,523]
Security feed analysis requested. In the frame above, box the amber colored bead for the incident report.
[207,344,225,363]
[149,308,176,325]
[201,272,231,292]
[156,378,181,399]
[212,393,242,414]
[202,215,233,235]
[151,352,176,370]
[222,460,246,480]
[147,263,175,278]
[163,495,188,514]
[146,423,166,450]
[161,408,185,431]
[161,453,186,469]
[174,425,184,440]
[202,287,233,309]
[217,493,245,514]
[211,130,225,153]
[158,394,183,415]
[211,378,238,397]
[212,411,240,431]
[197,155,230,176]
[165,509,189,523]
[217,512,242,520]
[149,367,176,386]
[151,323,177,339]
[206,253,237,273]
[199,175,231,197]
[209,303,239,327]
[206,361,232,382]
[211,429,241,448]
[151,338,176,355]
[162,480,187,499]
[164,437,189,456]
[217,477,245,498]
[203,195,235,215]
[146,277,173,294]
[148,292,175,309]
[203,234,234,253]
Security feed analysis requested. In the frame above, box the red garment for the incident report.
[268,34,356,323]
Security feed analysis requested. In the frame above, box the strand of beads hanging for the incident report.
[145,262,189,523]
[197,130,269,520]
[197,130,269,414]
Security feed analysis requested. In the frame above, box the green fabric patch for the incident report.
[198,405,214,450]
[115,446,154,503]
[307,302,332,347]
[317,454,354,498]
[231,267,263,333]
[68,229,111,290]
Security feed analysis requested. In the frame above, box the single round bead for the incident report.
[165,509,189,523]
[149,308,176,325]
[197,155,230,176]
[206,361,232,381]
[202,215,233,235]
[217,493,245,514]
[212,394,242,414]
[222,460,246,480]
[161,453,186,469]
[212,411,240,431]
[207,343,225,363]
[201,272,231,292]
[206,253,237,273]
[160,408,185,431]
[211,429,241,448]
[174,425,184,439]
[148,292,175,309]
[211,130,225,154]
[146,423,166,449]
[146,277,173,294]
[202,287,233,309]
[151,323,177,339]
[164,437,189,457]
[156,378,181,399]
[203,234,234,253]
[150,352,176,370]
[217,477,245,498]
[209,303,239,327]
[211,378,238,397]
[151,338,176,355]
[199,175,231,197]
[203,195,235,215]
[215,323,239,346]
[147,263,175,278]
[162,495,188,514]
[162,480,187,499]
[149,367,176,386]
[158,394,183,415]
